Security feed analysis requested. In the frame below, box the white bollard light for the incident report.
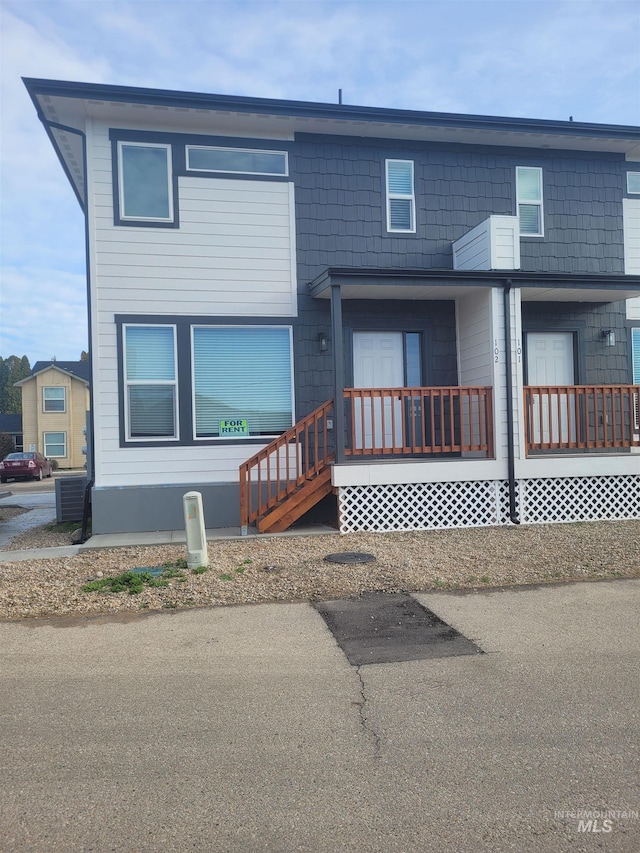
[183,491,209,570]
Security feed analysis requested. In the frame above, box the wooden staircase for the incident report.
[239,399,335,534]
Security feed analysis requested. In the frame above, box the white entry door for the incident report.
[526,332,576,444]
[353,331,404,450]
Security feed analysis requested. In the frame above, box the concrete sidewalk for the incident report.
[0,523,337,562]
[2,580,638,852]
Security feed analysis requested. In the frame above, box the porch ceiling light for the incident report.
[601,329,616,347]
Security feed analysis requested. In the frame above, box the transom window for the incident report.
[117,142,173,222]
[628,173,640,194]
[516,166,544,236]
[385,159,415,233]
[192,326,293,439]
[186,146,288,176]
[43,386,65,412]
[44,431,66,458]
[124,325,178,440]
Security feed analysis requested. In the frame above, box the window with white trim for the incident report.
[516,166,544,236]
[43,386,65,413]
[385,159,415,233]
[124,325,178,440]
[633,328,640,383]
[186,146,288,176]
[117,142,173,222]
[192,326,293,439]
[44,431,66,458]
[628,173,640,194]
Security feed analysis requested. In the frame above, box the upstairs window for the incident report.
[386,159,415,233]
[117,142,173,222]
[43,387,65,413]
[186,146,288,176]
[628,173,640,194]
[516,166,544,236]
[124,325,178,440]
[633,328,640,383]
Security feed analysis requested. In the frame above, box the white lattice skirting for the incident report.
[338,475,640,533]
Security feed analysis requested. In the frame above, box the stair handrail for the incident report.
[239,398,334,533]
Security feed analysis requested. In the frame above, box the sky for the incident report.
[1,0,639,365]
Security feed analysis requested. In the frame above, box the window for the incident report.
[516,166,544,236]
[628,173,640,194]
[117,142,173,222]
[385,160,415,232]
[186,146,288,176]
[124,325,178,440]
[44,432,66,458]
[43,386,65,413]
[633,328,640,383]
[192,326,293,438]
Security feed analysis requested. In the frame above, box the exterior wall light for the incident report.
[601,329,616,347]
[318,332,329,352]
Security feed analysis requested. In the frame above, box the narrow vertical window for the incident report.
[386,159,415,233]
[117,142,173,222]
[124,325,178,440]
[632,328,640,383]
[516,166,544,236]
[627,173,640,194]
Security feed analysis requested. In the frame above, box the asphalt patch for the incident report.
[315,592,483,665]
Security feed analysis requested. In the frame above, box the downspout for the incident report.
[503,281,520,524]
[36,115,95,541]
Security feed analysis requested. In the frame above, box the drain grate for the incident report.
[324,552,376,564]
[315,592,483,665]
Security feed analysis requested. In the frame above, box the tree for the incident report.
[0,355,31,413]
[80,351,89,362]
[0,432,15,459]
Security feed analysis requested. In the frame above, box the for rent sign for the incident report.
[219,419,249,437]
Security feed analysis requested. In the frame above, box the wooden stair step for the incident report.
[258,467,332,534]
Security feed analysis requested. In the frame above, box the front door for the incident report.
[526,332,576,444]
[353,331,404,449]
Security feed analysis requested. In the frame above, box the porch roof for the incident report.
[308,268,640,303]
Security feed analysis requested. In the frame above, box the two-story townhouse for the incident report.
[16,361,90,469]
[24,78,640,535]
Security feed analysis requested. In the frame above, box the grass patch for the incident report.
[82,566,185,596]
[192,565,209,575]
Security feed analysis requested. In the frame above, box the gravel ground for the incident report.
[0,519,638,621]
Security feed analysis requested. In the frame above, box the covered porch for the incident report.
[240,267,640,534]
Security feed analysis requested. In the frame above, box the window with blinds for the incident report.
[385,159,415,233]
[192,326,293,438]
[124,325,178,440]
[516,166,544,236]
[633,328,640,383]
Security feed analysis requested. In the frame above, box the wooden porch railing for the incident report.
[343,386,494,457]
[239,386,495,532]
[524,385,640,452]
[239,399,334,532]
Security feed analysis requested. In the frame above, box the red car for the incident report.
[0,451,53,483]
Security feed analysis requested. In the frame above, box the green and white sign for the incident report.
[219,419,249,437]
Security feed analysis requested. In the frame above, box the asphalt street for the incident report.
[1,580,638,852]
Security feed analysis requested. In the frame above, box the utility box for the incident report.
[55,476,88,523]
[183,491,209,569]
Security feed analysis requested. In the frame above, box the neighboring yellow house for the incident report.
[16,361,90,469]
